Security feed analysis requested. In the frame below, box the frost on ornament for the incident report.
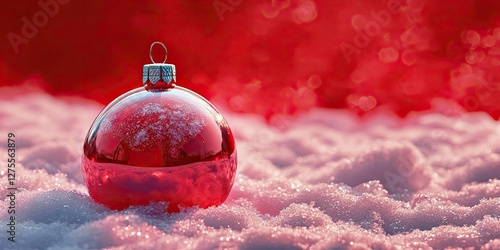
[99,98,207,159]
[82,42,237,212]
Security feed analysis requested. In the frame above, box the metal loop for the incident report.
[149,41,167,64]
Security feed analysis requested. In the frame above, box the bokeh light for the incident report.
[1,0,500,121]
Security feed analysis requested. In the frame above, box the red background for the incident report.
[1,0,500,122]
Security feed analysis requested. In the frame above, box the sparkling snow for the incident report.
[0,88,499,249]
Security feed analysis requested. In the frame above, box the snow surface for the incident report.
[0,88,499,249]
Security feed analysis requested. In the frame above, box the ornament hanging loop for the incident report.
[150,41,168,64]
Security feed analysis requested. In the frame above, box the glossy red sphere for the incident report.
[82,84,237,212]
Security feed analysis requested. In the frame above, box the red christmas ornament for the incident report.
[82,42,237,212]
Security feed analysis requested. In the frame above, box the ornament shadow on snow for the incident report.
[82,42,237,213]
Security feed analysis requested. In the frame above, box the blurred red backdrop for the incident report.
[1,0,500,121]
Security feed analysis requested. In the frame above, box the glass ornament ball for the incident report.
[82,44,237,212]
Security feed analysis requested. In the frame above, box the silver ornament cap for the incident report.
[142,42,176,85]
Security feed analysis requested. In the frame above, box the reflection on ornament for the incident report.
[82,42,237,212]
